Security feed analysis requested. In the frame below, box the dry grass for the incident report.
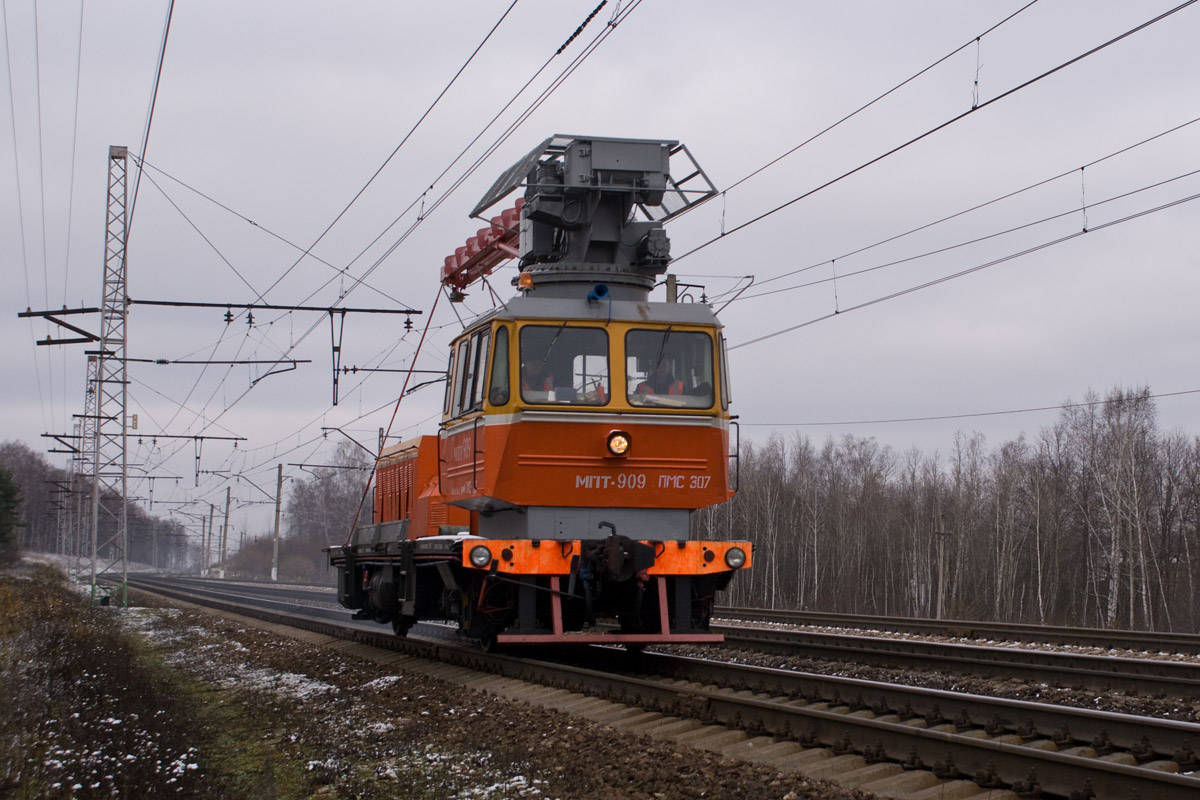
[0,564,237,799]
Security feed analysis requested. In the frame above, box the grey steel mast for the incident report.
[89,146,130,604]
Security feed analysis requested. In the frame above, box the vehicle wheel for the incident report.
[478,630,497,652]
[392,615,414,637]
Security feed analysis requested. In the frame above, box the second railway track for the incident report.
[717,606,1200,656]
[713,623,1200,698]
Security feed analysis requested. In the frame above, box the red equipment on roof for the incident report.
[440,198,523,292]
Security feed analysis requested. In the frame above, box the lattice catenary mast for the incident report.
[88,146,131,603]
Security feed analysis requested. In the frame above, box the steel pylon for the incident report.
[88,146,130,605]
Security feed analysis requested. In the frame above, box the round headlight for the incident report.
[607,431,631,456]
[469,545,493,568]
[724,547,746,569]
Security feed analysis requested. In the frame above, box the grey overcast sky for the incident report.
[4,1,1199,537]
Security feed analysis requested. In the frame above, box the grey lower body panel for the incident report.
[478,506,689,541]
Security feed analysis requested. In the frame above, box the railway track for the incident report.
[712,623,1200,698]
[148,577,1200,699]
[717,606,1200,656]
[117,574,1200,799]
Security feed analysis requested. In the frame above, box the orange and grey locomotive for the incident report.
[328,135,751,647]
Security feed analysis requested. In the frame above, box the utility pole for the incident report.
[198,514,207,575]
[219,487,231,579]
[271,464,283,581]
[205,503,215,576]
[934,514,953,620]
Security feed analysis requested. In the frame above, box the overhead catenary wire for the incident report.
[135,166,262,296]
[129,155,410,307]
[721,0,1041,196]
[167,313,436,503]
[126,0,174,243]
[745,388,1200,427]
[4,0,50,432]
[250,0,522,305]
[134,291,433,495]
[730,187,1200,350]
[736,113,1200,297]
[739,165,1200,301]
[59,0,86,440]
[408,0,645,232]
[32,1,57,427]
[312,0,620,295]
[128,377,243,440]
[673,0,1200,265]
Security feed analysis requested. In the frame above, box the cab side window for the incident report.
[442,350,455,415]
[719,335,731,410]
[470,330,491,410]
[488,326,510,406]
[451,328,491,417]
[451,340,471,417]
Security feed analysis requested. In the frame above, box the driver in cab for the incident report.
[520,357,552,394]
[635,358,683,397]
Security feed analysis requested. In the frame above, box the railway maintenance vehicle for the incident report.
[328,134,751,648]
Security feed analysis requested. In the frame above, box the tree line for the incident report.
[698,386,1200,631]
[0,441,193,570]
[7,386,1199,631]
[0,436,370,582]
[225,441,370,582]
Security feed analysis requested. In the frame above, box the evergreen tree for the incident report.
[0,468,22,563]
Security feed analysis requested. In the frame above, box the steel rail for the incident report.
[118,574,1200,799]
[717,606,1200,656]
[714,625,1200,698]
[141,577,1200,697]
[591,649,1200,765]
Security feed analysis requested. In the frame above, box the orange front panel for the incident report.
[440,417,730,510]
[649,540,753,575]
[467,540,577,574]
[461,538,750,576]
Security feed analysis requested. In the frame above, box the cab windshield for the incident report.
[626,329,714,409]
[519,325,609,405]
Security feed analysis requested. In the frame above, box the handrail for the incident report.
[729,419,741,493]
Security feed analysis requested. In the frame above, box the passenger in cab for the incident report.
[636,358,683,396]
[520,357,552,393]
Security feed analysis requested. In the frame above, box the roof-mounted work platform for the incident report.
[443,135,718,301]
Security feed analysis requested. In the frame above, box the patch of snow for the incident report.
[362,675,404,690]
